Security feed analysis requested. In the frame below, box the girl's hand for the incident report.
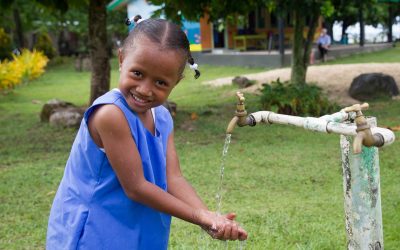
[196,210,248,241]
[223,212,248,241]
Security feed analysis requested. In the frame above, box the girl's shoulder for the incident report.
[84,90,123,122]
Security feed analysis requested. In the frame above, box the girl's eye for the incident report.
[156,80,168,87]
[132,71,142,78]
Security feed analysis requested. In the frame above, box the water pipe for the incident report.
[226,92,395,153]
[226,92,396,249]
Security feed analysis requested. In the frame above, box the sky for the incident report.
[333,16,400,43]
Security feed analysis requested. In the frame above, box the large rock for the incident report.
[349,73,399,101]
[232,76,254,88]
[40,99,75,122]
[49,107,84,127]
[40,99,85,127]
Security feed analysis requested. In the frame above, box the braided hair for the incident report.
[123,15,200,79]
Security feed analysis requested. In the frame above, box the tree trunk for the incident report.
[88,0,110,105]
[341,20,349,40]
[278,15,285,67]
[387,4,393,43]
[13,5,24,48]
[303,10,319,66]
[325,21,334,41]
[290,9,306,85]
[358,3,365,47]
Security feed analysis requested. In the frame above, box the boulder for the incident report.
[40,99,76,122]
[41,99,85,127]
[49,107,84,128]
[349,73,399,101]
[232,76,254,88]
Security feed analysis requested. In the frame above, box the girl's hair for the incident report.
[122,15,200,79]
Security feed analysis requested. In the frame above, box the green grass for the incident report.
[1,49,400,249]
[327,43,400,64]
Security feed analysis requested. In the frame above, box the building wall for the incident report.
[199,13,213,51]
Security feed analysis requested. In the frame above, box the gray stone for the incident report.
[232,76,254,88]
[41,99,85,127]
[349,73,399,101]
[40,99,76,122]
[49,107,83,128]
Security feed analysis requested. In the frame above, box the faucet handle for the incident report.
[342,103,369,113]
[236,92,245,103]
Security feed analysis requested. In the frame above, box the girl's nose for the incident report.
[136,81,153,97]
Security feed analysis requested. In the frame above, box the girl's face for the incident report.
[118,37,185,115]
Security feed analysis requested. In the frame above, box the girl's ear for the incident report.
[175,74,184,86]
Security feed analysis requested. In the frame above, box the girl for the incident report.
[46,16,247,249]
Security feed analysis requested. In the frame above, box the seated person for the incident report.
[317,28,331,62]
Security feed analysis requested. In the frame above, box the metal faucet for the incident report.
[342,103,384,154]
[226,92,255,134]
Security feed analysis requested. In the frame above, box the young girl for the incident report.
[46,16,247,249]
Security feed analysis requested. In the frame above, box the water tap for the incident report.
[342,103,384,154]
[226,92,256,134]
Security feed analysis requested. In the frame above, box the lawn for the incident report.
[0,47,399,249]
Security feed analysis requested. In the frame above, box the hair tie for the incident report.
[189,63,198,70]
[125,17,133,26]
[125,16,144,26]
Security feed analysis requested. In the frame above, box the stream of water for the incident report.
[216,133,232,214]
[214,134,247,250]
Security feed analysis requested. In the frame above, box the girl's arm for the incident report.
[90,105,244,240]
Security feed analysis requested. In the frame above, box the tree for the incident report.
[88,0,110,104]
[267,0,334,85]
[325,0,392,44]
[1,0,111,105]
[151,0,334,85]
[150,0,262,24]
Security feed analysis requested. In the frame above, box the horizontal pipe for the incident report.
[320,110,354,122]
[371,127,396,148]
[249,111,395,147]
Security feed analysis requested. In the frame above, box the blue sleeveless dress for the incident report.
[46,89,173,249]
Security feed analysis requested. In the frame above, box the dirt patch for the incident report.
[204,63,400,105]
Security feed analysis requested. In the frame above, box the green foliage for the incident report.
[260,79,339,116]
[150,0,262,23]
[0,28,13,60]
[34,32,56,59]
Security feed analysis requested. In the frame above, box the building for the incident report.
[107,0,324,53]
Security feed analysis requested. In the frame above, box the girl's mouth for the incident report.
[130,93,152,105]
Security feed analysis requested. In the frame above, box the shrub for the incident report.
[34,32,56,59]
[0,49,49,91]
[260,79,339,116]
[0,58,24,89]
[0,28,13,60]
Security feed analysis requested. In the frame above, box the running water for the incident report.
[213,133,247,249]
[216,133,232,214]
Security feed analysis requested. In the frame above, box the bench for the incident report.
[233,34,267,51]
